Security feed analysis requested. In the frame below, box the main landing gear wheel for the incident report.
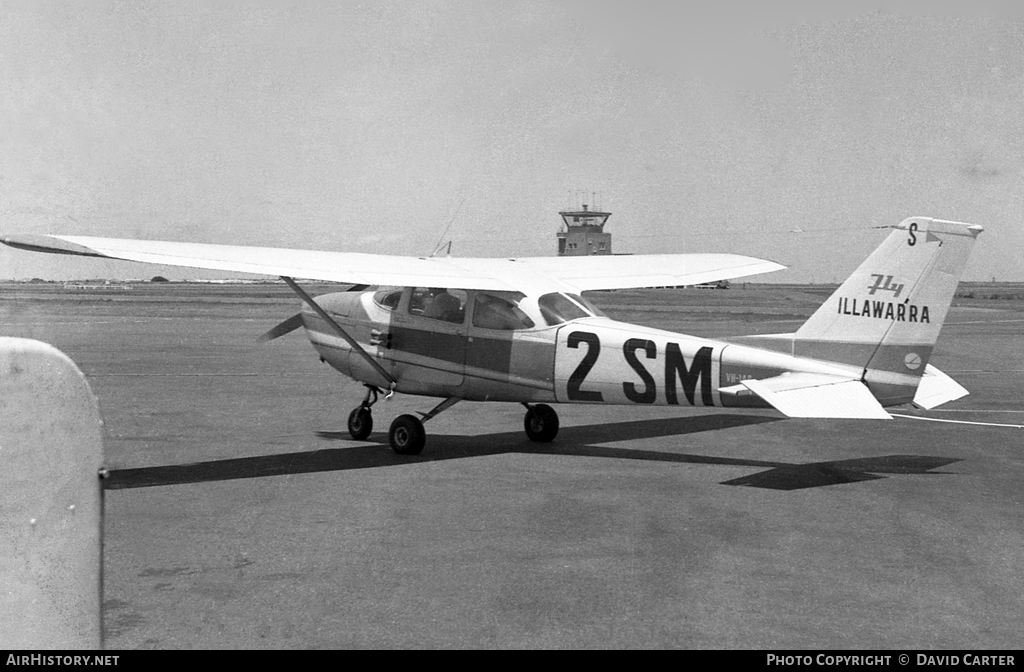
[389,414,426,455]
[523,403,559,442]
[347,406,373,440]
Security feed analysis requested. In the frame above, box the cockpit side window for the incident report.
[373,288,403,311]
[408,287,467,324]
[538,292,592,326]
[472,292,535,330]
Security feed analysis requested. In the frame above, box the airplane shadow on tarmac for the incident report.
[105,413,961,492]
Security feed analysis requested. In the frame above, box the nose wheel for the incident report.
[347,406,373,440]
[523,403,559,442]
[347,385,379,441]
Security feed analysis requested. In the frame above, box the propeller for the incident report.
[258,313,304,343]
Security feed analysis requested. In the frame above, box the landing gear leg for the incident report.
[347,385,380,440]
[388,396,460,456]
[523,403,559,442]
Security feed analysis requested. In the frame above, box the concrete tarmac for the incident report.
[1,283,1022,649]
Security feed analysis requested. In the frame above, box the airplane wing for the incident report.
[0,234,784,294]
[721,372,892,419]
[510,253,784,292]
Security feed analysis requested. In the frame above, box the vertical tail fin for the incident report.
[793,217,982,404]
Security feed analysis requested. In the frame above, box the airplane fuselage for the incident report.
[301,287,874,410]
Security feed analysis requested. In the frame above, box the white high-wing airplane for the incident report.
[2,216,981,455]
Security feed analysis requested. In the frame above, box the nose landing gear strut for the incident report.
[347,385,379,441]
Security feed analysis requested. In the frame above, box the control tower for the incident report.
[556,204,612,256]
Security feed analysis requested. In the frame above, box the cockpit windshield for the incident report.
[567,293,605,317]
[537,292,603,326]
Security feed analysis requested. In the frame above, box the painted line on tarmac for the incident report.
[946,319,1024,325]
[892,413,1024,429]
[927,409,1024,413]
[942,370,1024,374]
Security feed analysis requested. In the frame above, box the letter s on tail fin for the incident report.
[793,217,982,405]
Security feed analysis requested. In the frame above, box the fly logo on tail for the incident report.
[867,274,904,297]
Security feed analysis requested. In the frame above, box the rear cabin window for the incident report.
[472,293,535,331]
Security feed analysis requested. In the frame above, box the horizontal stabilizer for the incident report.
[912,364,969,409]
[728,372,892,419]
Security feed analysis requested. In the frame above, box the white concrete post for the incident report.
[0,338,104,649]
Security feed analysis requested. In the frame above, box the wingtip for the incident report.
[0,234,103,257]
[753,259,787,276]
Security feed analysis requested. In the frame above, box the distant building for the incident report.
[557,204,611,256]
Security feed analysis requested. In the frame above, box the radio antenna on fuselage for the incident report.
[430,195,467,257]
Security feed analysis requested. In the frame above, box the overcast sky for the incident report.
[1,1,1022,281]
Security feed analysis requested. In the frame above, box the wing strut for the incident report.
[280,276,397,391]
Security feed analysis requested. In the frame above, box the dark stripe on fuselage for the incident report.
[466,336,513,374]
[303,319,520,377]
[389,326,514,376]
[390,326,464,364]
